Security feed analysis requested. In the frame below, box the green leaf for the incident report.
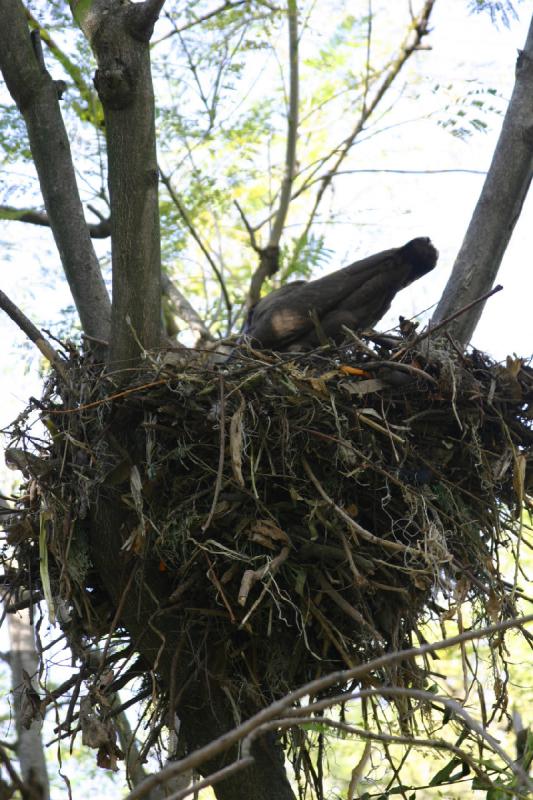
[429,758,470,786]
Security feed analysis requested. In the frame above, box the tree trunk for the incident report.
[431,14,533,344]
[89,491,296,800]
[7,607,50,800]
[72,0,162,368]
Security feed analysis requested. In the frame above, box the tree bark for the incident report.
[0,0,111,343]
[0,205,111,238]
[89,490,296,800]
[7,607,50,799]
[72,0,162,369]
[431,13,533,345]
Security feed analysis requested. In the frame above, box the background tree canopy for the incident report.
[0,1,532,799]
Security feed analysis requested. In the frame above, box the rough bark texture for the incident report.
[0,0,111,342]
[431,15,533,344]
[7,608,50,799]
[75,0,162,368]
[89,487,296,800]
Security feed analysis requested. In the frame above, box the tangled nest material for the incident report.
[3,330,533,729]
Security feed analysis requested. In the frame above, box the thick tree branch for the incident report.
[0,0,111,341]
[161,275,214,341]
[0,205,111,238]
[0,288,67,378]
[246,0,299,307]
[432,14,533,344]
[131,0,169,40]
[6,605,50,799]
[72,0,162,367]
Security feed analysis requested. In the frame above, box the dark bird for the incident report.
[245,237,438,351]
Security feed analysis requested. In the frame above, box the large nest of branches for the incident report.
[3,331,533,708]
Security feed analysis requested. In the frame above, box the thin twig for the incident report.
[125,614,533,800]
[154,0,250,45]
[392,284,503,361]
[0,744,27,796]
[244,716,492,790]
[297,687,533,794]
[246,0,299,306]
[202,375,226,533]
[159,168,232,320]
[287,0,435,273]
[302,457,421,556]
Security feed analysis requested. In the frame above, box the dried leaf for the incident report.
[342,378,386,396]
[339,365,370,377]
[229,398,245,487]
[250,519,290,546]
[39,506,55,624]
[513,453,526,507]
[130,465,144,516]
[308,377,329,396]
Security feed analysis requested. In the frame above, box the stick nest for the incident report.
[4,332,533,708]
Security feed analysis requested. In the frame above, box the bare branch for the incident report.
[0,205,111,238]
[241,716,492,791]
[0,288,67,378]
[126,614,533,799]
[245,0,299,307]
[392,284,503,361]
[153,1,249,45]
[299,687,533,793]
[166,758,255,800]
[432,13,533,344]
[0,0,111,341]
[159,168,232,321]
[0,745,27,798]
[289,0,436,272]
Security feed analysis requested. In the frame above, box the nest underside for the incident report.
[4,333,533,707]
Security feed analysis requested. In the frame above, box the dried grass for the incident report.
[3,332,533,725]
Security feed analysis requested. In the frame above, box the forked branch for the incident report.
[126,614,533,799]
[0,0,111,341]
[71,0,163,368]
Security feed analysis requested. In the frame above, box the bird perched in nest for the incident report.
[245,237,438,351]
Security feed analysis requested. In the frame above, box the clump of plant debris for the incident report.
[2,330,532,726]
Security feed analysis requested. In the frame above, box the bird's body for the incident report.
[245,237,438,351]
